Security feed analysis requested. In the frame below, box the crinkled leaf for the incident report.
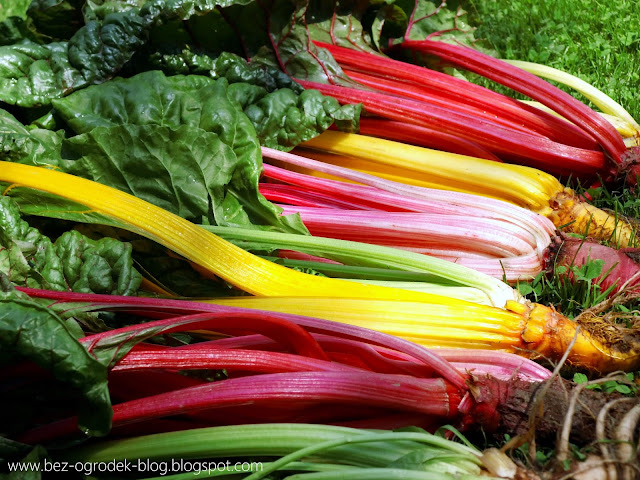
[228,82,360,149]
[0,7,150,106]
[0,41,85,107]
[84,0,149,21]
[210,51,303,92]
[0,278,111,436]
[0,196,141,295]
[74,223,240,297]
[67,11,152,84]
[51,71,310,231]
[0,109,64,166]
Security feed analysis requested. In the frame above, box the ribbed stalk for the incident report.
[519,100,640,145]
[399,40,628,164]
[298,80,605,176]
[210,297,528,351]
[316,41,596,150]
[208,297,640,373]
[204,225,522,307]
[20,373,462,444]
[301,130,561,212]
[276,204,544,280]
[0,161,478,305]
[299,132,638,246]
[357,118,503,161]
[504,60,640,131]
[343,69,542,136]
[64,423,479,470]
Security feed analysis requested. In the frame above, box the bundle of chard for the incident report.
[2,163,640,374]
[298,130,638,248]
[6,287,640,480]
[7,287,549,443]
[260,145,640,297]
[260,148,553,282]
[300,38,640,184]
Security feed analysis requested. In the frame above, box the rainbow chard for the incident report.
[6,287,543,443]
[260,147,637,289]
[394,39,640,178]
[297,131,638,247]
[6,288,639,460]
[260,146,553,280]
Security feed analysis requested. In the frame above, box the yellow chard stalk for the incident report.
[301,131,638,247]
[0,161,479,304]
[210,296,640,374]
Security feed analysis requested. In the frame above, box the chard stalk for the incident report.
[398,40,628,166]
[504,60,640,131]
[204,225,522,307]
[0,161,478,305]
[297,79,605,175]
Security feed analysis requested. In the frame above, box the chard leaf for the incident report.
[0,7,150,106]
[210,51,303,92]
[52,71,310,232]
[305,0,378,53]
[398,0,478,46]
[68,11,151,84]
[0,0,32,22]
[228,82,360,149]
[63,124,251,226]
[84,0,149,21]
[0,41,85,107]
[0,16,41,46]
[73,223,239,297]
[3,187,127,226]
[0,279,111,436]
[27,0,86,41]
[0,196,141,295]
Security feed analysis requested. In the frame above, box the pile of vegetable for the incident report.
[1,0,640,479]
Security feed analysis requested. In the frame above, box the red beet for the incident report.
[550,237,640,296]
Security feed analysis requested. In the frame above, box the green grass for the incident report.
[464,0,640,121]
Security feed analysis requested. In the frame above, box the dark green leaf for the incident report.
[228,83,360,149]
[84,0,148,21]
[63,123,248,224]
[0,16,41,46]
[0,278,111,436]
[0,41,84,107]
[67,11,151,84]
[52,71,310,232]
[27,0,86,41]
[0,196,141,295]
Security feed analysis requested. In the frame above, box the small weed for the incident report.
[517,257,614,319]
[573,371,638,395]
